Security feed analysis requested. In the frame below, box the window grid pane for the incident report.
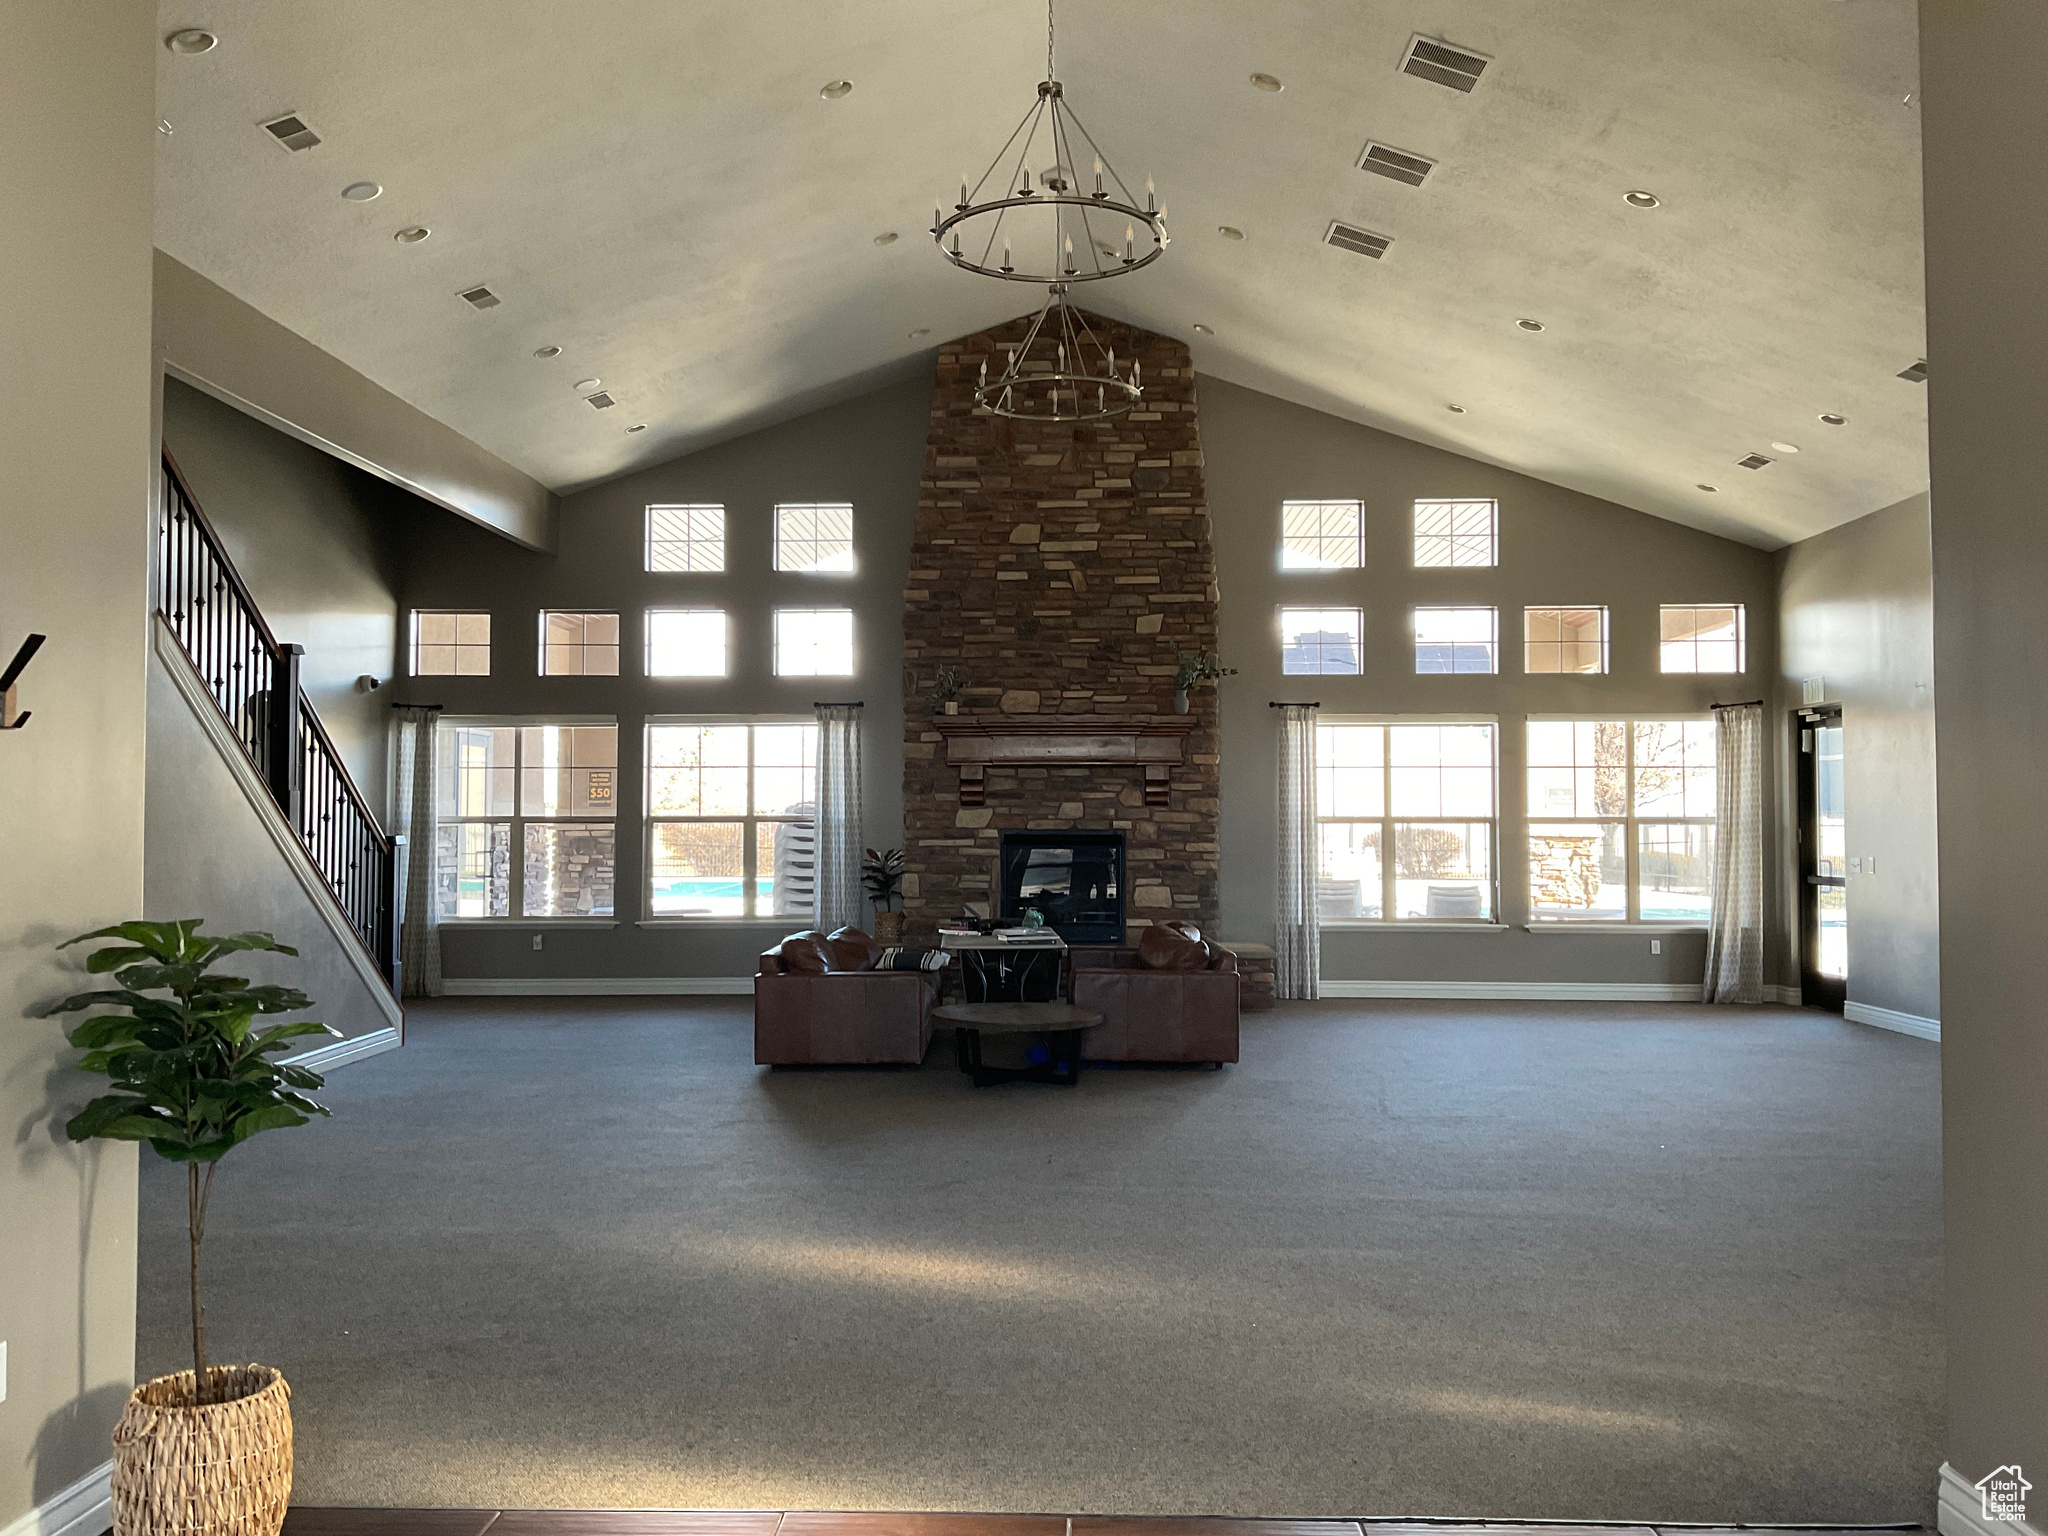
[646,609,728,677]
[1413,499,1498,567]
[1639,821,1714,921]
[1315,721,1496,924]
[647,505,726,573]
[412,611,491,677]
[541,610,621,676]
[435,721,617,921]
[1280,500,1364,570]
[522,822,615,917]
[1280,607,1363,675]
[1414,606,1498,674]
[1658,604,1745,673]
[1523,606,1608,674]
[775,503,855,573]
[1528,822,1628,921]
[647,721,820,920]
[774,608,855,676]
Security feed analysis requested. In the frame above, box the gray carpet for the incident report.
[137,998,1942,1523]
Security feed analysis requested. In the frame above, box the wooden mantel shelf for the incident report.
[934,713,1196,806]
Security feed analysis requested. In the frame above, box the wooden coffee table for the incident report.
[934,1001,1103,1088]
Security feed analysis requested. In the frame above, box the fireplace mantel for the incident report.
[935,713,1196,807]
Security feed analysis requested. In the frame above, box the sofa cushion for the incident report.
[1137,922,1211,971]
[775,931,834,973]
[876,946,950,973]
[825,926,884,972]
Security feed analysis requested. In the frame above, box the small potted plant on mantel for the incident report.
[44,920,338,1536]
[1172,650,1237,714]
[932,666,964,716]
[863,848,908,943]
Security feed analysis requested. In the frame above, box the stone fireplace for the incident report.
[900,309,1220,940]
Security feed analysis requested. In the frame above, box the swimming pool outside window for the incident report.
[646,719,818,920]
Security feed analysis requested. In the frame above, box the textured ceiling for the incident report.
[154,0,1926,548]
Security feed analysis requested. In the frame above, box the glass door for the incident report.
[1797,706,1846,1010]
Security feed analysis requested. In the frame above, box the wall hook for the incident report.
[1,633,46,729]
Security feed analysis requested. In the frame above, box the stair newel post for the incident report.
[384,834,407,997]
[267,643,305,826]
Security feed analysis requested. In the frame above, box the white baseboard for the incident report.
[1846,999,1942,1042]
[2,1460,111,1536]
[440,976,754,996]
[1766,983,1803,1006]
[1940,1460,2042,1536]
[1318,979,1705,1002]
[283,1024,401,1071]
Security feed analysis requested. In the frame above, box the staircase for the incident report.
[157,450,401,994]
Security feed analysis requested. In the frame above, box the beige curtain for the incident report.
[1703,701,1765,1003]
[1275,704,1320,999]
[393,705,442,998]
[813,704,864,932]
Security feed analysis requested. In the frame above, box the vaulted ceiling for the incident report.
[154,0,1926,549]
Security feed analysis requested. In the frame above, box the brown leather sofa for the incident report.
[1070,921,1241,1065]
[753,927,938,1066]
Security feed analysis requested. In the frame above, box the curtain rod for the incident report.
[1269,700,1322,708]
[1711,699,1765,709]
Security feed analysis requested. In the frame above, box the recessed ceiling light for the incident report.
[393,225,430,243]
[574,378,601,392]
[158,120,174,136]
[1624,190,1661,209]
[1218,226,1245,241]
[533,345,561,359]
[342,181,382,202]
[1697,484,1719,493]
[1192,323,1214,335]
[908,328,931,339]
[873,231,898,246]
[165,28,217,53]
[1446,403,1467,414]
[1249,72,1283,92]
[820,80,853,99]
[1517,318,1546,332]
[1771,441,1802,454]
[626,423,647,434]
[1819,413,1848,426]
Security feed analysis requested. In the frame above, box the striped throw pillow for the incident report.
[877,946,949,973]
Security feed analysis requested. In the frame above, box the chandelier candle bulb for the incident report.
[1094,160,1104,195]
[1147,178,1156,212]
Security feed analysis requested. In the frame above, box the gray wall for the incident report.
[1199,377,1780,985]
[0,2,154,1524]
[1775,494,1938,1021]
[163,378,403,807]
[393,373,930,980]
[1919,0,2048,1499]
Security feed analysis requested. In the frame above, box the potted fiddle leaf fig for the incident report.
[862,847,908,943]
[48,920,338,1536]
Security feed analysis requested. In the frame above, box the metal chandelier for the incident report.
[935,0,1164,422]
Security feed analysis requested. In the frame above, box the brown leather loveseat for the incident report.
[754,926,939,1066]
[1070,920,1241,1066]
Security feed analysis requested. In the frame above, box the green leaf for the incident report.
[84,947,157,974]
[66,1013,150,1049]
[250,1021,336,1049]
[46,988,157,1017]
[277,1065,326,1090]
[64,1095,171,1142]
[228,1104,310,1143]
[199,933,299,963]
[60,922,183,957]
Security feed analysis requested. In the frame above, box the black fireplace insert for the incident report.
[998,829,1126,943]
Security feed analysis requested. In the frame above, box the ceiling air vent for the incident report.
[1898,358,1929,383]
[259,113,322,152]
[457,285,501,310]
[1325,220,1393,260]
[1360,141,1436,187]
[585,391,617,409]
[1737,453,1775,470]
[1402,36,1489,93]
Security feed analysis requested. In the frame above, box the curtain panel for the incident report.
[1703,700,1765,1003]
[813,703,865,932]
[1275,704,1320,999]
[393,705,442,998]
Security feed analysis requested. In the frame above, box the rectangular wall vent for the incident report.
[1325,220,1393,259]
[1898,358,1929,382]
[1402,36,1489,93]
[457,285,501,310]
[1360,142,1436,187]
[1737,453,1775,470]
[585,392,617,409]
[260,113,322,152]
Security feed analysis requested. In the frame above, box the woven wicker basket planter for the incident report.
[112,1364,292,1536]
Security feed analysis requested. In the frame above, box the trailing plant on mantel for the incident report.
[1173,649,1237,691]
[48,921,336,1405]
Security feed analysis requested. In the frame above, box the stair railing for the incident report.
[158,451,402,995]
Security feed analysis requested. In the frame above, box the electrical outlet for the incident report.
[1867,854,1877,875]
[1651,939,1661,955]
[531,933,544,951]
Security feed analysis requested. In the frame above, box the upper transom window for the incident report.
[1413,499,1498,567]
[1281,500,1364,570]
[775,503,855,574]
[646,505,726,573]
[1659,605,1745,673]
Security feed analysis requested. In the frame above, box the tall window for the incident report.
[435,722,618,918]
[647,721,817,919]
[1281,607,1363,675]
[1659,604,1745,673]
[775,503,855,573]
[1414,606,1498,673]
[1413,498,1497,566]
[1280,500,1364,570]
[411,611,490,676]
[774,608,855,675]
[647,504,725,572]
[1526,718,1716,923]
[1315,720,1496,922]
[540,611,620,676]
[646,609,728,677]
[1524,606,1609,674]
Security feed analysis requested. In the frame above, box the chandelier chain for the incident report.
[1048,0,1055,81]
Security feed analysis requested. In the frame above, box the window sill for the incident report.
[1321,921,1508,933]
[636,918,813,928]
[1524,923,1707,935]
[439,918,619,929]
